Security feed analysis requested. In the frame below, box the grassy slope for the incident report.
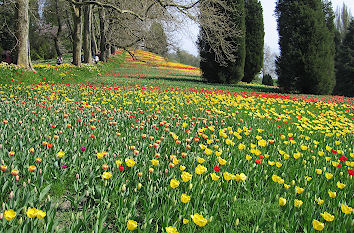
[0,50,280,94]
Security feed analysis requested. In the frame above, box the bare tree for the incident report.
[335,2,352,41]
[12,0,242,68]
[262,44,277,78]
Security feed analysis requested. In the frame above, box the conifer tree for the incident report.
[199,0,246,84]
[333,20,354,97]
[275,0,335,94]
[243,0,264,83]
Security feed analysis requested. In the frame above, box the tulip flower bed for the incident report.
[0,79,353,233]
[98,49,202,80]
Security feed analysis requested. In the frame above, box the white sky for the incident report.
[178,0,354,56]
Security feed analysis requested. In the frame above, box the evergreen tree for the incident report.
[145,22,168,57]
[275,0,335,94]
[199,0,245,84]
[243,0,264,83]
[262,74,274,86]
[333,20,354,97]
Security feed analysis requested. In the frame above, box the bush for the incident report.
[262,74,274,86]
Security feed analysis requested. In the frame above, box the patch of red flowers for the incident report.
[339,156,347,161]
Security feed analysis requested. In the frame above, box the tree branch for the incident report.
[154,0,200,10]
[66,0,145,21]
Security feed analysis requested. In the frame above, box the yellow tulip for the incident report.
[294,199,303,207]
[317,199,324,205]
[4,209,16,221]
[312,219,325,231]
[293,152,301,159]
[151,159,159,166]
[332,161,339,167]
[96,152,104,159]
[57,151,65,158]
[279,197,286,206]
[181,193,191,203]
[127,220,137,231]
[197,157,205,163]
[223,172,233,181]
[246,155,253,161]
[238,143,246,150]
[320,212,334,222]
[116,160,123,166]
[165,226,178,233]
[324,172,333,180]
[181,172,192,182]
[26,208,38,218]
[315,169,322,175]
[191,213,207,227]
[102,172,112,179]
[268,161,275,166]
[340,204,353,214]
[195,164,207,175]
[36,210,46,219]
[204,148,212,155]
[218,158,227,165]
[170,179,180,189]
[179,165,186,171]
[237,173,247,181]
[183,218,189,224]
[125,158,136,167]
[173,158,179,165]
[336,181,346,189]
[210,173,220,181]
[328,191,336,198]
[295,186,304,194]
[258,139,267,147]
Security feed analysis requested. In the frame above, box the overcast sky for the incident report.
[177,0,354,56]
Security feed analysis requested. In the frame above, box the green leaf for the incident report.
[39,184,52,202]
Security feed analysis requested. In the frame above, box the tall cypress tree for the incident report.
[229,0,246,83]
[333,20,354,97]
[243,0,264,83]
[275,0,335,94]
[199,0,245,84]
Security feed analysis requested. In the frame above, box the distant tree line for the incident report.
[199,0,353,97]
[0,0,239,70]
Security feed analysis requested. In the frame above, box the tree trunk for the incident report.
[91,10,98,56]
[99,7,107,62]
[83,3,92,63]
[53,0,62,56]
[72,0,82,66]
[65,10,74,44]
[16,0,32,70]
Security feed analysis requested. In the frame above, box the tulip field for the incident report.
[0,52,353,232]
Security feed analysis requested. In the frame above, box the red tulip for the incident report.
[339,156,347,161]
